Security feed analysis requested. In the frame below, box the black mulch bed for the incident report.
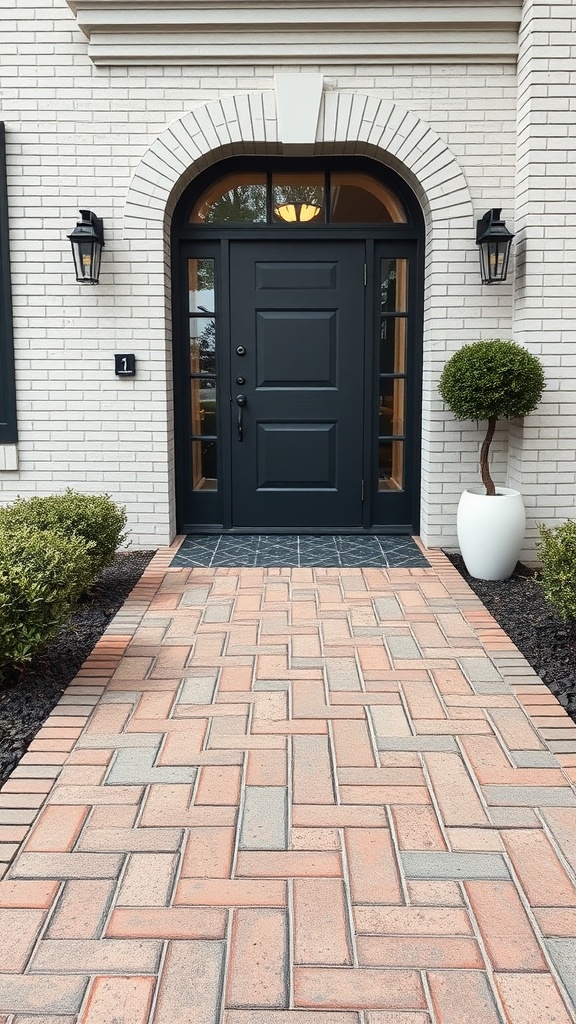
[446,552,576,726]
[0,550,155,785]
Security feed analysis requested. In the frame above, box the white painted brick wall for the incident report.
[0,0,540,550]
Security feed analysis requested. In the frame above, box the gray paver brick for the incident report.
[180,588,212,607]
[511,751,560,768]
[374,597,404,620]
[105,748,197,786]
[325,659,362,692]
[179,676,217,704]
[483,786,576,807]
[240,786,287,850]
[401,852,510,880]
[488,807,540,827]
[101,691,141,704]
[469,681,511,695]
[459,658,502,683]
[30,939,162,974]
[386,635,422,661]
[203,603,233,623]
[0,976,88,1013]
[545,939,576,1004]
[548,741,576,754]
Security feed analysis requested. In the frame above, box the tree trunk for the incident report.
[480,415,497,496]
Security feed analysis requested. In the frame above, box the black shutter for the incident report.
[0,123,17,444]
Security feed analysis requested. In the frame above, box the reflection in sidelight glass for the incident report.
[190,379,217,436]
[188,258,215,313]
[330,173,407,223]
[380,317,406,375]
[190,318,216,375]
[272,173,325,223]
[190,173,267,223]
[379,379,405,437]
[192,439,218,491]
[381,258,408,313]
[378,441,404,491]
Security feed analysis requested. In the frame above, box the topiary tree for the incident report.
[438,339,545,496]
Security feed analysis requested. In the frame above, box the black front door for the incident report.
[229,240,365,528]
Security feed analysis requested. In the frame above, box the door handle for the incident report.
[236,393,247,442]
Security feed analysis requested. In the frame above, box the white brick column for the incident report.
[511,0,576,552]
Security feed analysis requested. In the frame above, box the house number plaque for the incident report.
[114,354,136,377]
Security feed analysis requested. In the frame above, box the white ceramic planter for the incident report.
[457,486,526,581]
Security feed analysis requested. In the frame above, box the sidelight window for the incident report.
[188,258,218,491]
[378,258,408,492]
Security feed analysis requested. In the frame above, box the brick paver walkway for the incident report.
[1,541,576,1023]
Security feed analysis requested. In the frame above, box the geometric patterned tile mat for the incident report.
[170,534,430,569]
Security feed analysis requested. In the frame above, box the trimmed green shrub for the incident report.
[0,525,94,673]
[537,520,576,622]
[438,339,545,495]
[0,490,128,575]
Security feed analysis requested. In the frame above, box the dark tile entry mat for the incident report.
[171,535,429,569]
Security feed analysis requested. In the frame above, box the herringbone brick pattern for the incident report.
[1,542,576,1023]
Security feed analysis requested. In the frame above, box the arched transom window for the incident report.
[190,170,408,225]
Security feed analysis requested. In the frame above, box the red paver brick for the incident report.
[180,827,235,878]
[175,878,287,907]
[235,850,342,878]
[502,829,576,907]
[89,804,138,829]
[79,976,154,1024]
[494,973,573,1024]
[340,785,430,805]
[402,679,446,720]
[489,708,544,750]
[227,908,287,1007]
[406,881,463,906]
[0,975,87,1014]
[195,765,242,805]
[465,880,547,971]
[292,735,335,804]
[0,880,58,908]
[331,720,375,767]
[47,879,114,939]
[246,750,287,786]
[156,722,208,765]
[293,878,352,965]
[533,907,576,936]
[460,735,565,787]
[291,828,341,851]
[154,939,225,1024]
[85,703,133,734]
[390,805,447,851]
[224,1014,359,1024]
[345,829,403,904]
[107,906,227,939]
[447,828,503,851]
[133,690,175,719]
[293,805,388,828]
[294,968,426,1010]
[428,970,502,1024]
[23,805,89,853]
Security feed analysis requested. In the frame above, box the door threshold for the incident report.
[180,525,415,536]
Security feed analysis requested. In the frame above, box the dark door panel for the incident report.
[230,241,365,528]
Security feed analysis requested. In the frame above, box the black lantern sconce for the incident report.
[476,208,514,284]
[67,210,105,284]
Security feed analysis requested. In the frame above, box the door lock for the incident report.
[236,345,246,356]
[236,376,246,385]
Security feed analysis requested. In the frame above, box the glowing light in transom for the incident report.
[273,202,322,223]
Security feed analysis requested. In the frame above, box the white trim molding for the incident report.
[67,1,521,66]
